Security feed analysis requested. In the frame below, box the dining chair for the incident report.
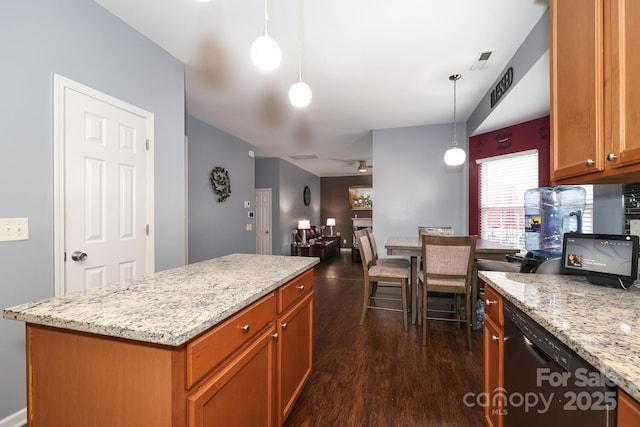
[366,229,410,269]
[418,226,454,237]
[418,234,476,349]
[355,228,409,331]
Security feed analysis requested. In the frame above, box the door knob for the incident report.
[71,251,87,261]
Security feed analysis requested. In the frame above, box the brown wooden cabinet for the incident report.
[25,268,314,427]
[187,327,277,427]
[551,0,640,184]
[618,389,640,427]
[275,268,314,426]
[483,285,504,427]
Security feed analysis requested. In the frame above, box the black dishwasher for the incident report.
[503,300,617,426]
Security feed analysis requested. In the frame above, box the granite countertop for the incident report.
[3,254,319,347]
[479,271,640,402]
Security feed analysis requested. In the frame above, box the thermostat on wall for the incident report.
[248,211,255,218]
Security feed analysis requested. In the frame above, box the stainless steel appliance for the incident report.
[503,300,616,426]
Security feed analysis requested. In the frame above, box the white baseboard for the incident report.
[0,408,26,427]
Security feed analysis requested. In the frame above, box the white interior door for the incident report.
[55,76,154,295]
[255,188,272,255]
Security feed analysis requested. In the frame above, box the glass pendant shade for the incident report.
[444,146,466,166]
[444,73,465,166]
[289,80,312,108]
[250,35,281,71]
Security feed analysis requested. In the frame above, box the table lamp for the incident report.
[298,219,311,244]
[326,218,336,236]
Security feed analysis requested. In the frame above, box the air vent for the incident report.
[470,50,495,71]
[289,154,318,160]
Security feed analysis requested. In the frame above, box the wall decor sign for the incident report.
[490,66,514,108]
[349,186,373,210]
[210,166,231,202]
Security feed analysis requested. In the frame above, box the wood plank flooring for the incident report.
[284,250,485,427]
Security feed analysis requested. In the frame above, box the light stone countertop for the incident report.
[3,254,319,347]
[479,271,640,402]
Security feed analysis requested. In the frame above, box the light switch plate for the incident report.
[244,201,251,208]
[246,224,252,231]
[0,218,29,242]
[631,220,640,238]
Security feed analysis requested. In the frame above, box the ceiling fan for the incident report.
[357,160,371,173]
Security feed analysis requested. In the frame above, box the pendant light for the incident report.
[288,0,312,108]
[444,73,466,166]
[250,0,281,71]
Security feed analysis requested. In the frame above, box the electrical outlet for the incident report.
[0,218,29,242]
[246,224,252,231]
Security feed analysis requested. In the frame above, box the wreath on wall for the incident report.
[209,166,231,202]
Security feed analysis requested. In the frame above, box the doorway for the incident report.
[53,75,155,296]
[255,188,272,255]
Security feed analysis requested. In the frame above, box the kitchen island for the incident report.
[480,271,640,404]
[3,253,319,426]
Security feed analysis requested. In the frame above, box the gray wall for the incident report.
[372,123,468,254]
[467,8,549,134]
[187,116,256,262]
[0,0,185,420]
[256,158,321,255]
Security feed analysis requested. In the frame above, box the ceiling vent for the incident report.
[289,154,318,160]
[470,50,495,71]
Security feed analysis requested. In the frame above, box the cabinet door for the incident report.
[609,0,640,168]
[277,292,313,426]
[188,328,276,427]
[550,0,605,181]
[619,389,640,427]
[484,315,504,427]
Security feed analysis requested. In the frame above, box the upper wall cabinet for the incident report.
[551,0,640,184]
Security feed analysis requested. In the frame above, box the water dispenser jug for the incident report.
[524,186,586,257]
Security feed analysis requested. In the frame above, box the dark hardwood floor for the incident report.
[284,250,485,427]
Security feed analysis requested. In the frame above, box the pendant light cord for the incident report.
[297,0,303,81]
[263,0,270,36]
[452,76,457,147]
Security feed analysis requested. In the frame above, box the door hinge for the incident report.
[146,224,150,236]
[64,252,66,262]
[146,139,150,151]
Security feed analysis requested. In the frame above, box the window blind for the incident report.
[479,150,539,251]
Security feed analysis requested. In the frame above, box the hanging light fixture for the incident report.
[250,0,281,71]
[289,0,312,108]
[358,161,368,173]
[444,73,466,166]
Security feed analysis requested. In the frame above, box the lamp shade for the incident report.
[289,80,312,108]
[298,219,311,230]
[326,218,336,227]
[250,35,281,71]
[444,146,466,166]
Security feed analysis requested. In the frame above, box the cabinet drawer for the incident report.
[186,292,276,389]
[277,268,313,314]
[484,285,503,326]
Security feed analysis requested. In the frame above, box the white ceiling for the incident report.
[95,0,550,177]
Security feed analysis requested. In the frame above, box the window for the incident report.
[478,150,592,252]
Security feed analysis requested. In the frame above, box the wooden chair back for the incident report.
[418,226,454,237]
[421,235,476,292]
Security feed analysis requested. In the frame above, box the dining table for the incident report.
[384,236,520,328]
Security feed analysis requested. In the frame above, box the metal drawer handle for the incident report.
[282,322,288,329]
[585,159,595,166]
[241,324,250,333]
[485,299,497,306]
[606,153,618,162]
[296,285,305,291]
[271,333,279,340]
[492,335,501,342]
